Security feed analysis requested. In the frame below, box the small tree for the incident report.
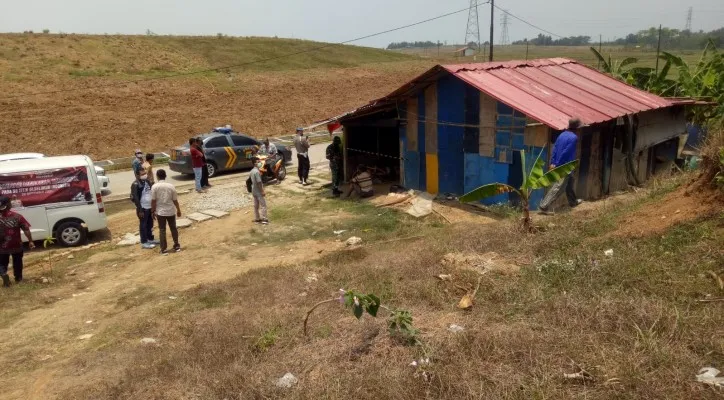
[460,149,577,231]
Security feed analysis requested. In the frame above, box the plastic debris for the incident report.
[696,367,724,389]
[448,324,465,333]
[604,249,614,257]
[345,237,363,246]
[275,373,299,388]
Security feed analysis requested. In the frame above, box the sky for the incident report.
[1,0,723,47]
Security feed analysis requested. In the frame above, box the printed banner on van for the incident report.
[0,167,91,207]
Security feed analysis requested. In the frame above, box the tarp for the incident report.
[0,167,91,207]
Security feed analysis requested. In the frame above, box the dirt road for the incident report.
[103,142,330,200]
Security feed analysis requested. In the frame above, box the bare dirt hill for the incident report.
[0,34,431,159]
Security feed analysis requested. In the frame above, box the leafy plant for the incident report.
[460,149,578,231]
[590,47,638,80]
[303,289,420,346]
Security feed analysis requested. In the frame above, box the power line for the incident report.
[1,1,491,101]
[493,3,564,39]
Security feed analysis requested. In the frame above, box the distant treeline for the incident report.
[386,41,439,49]
[390,26,724,50]
[511,27,724,49]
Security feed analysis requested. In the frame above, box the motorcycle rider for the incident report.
[257,139,280,181]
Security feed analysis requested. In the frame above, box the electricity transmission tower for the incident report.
[685,7,693,31]
[464,0,481,51]
[500,10,510,45]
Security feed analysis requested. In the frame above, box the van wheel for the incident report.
[56,222,87,247]
[206,162,217,178]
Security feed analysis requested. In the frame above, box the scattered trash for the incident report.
[696,367,724,389]
[604,249,614,257]
[563,371,595,383]
[251,243,258,246]
[275,372,299,388]
[305,273,318,283]
[333,230,347,235]
[85,320,93,324]
[675,209,681,214]
[168,296,177,300]
[448,324,465,333]
[77,334,94,340]
[409,358,432,382]
[140,338,158,345]
[67,255,75,260]
[117,233,141,247]
[67,270,77,276]
[436,274,452,281]
[345,237,363,247]
[406,191,434,218]
[41,277,50,284]
[458,276,483,310]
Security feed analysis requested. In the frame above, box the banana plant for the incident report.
[460,150,578,231]
[590,47,638,80]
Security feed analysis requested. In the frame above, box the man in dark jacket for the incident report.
[196,138,212,189]
[326,136,343,197]
[130,172,157,249]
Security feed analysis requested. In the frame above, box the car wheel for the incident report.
[206,162,217,178]
[56,221,87,247]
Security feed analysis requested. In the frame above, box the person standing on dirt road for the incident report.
[189,138,206,193]
[326,136,343,197]
[130,172,157,250]
[151,169,182,255]
[143,153,155,184]
[196,138,212,189]
[249,157,269,225]
[0,196,34,287]
[132,149,145,179]
[538,117,583,215]
[293,127,311,185]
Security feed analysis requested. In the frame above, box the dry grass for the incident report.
[53,182,724,400]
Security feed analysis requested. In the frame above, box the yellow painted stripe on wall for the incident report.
[426,153,439,194]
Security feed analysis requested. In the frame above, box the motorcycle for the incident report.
[257,154,286,183]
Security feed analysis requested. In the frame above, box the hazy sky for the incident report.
[1,0,723,47]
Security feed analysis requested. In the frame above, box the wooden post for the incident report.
[489,0,494,61]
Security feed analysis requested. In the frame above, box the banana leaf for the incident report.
[528,160,579,189]
[522,150,546,190]
[460,183,519,203]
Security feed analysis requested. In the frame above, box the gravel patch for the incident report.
[183,183,252,213]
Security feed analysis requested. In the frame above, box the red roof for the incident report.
[441,58,673,130]
[335,58,678,130]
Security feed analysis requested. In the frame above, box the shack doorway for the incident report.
[341,109,401,186]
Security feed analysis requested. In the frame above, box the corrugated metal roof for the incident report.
[332,58,678,130]
[443,58,673,130]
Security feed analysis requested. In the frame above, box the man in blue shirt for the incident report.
[539,118,583,214]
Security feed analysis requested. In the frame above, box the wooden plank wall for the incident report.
[479,93,496,157]
[406,97,418,151]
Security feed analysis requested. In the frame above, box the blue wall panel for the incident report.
[417,93,426,191]
[404,151,421,190]
[437,75,465,195]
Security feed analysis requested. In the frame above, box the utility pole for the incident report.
[655,24,662,74]
[489,0,494,61]
[437,40,441,57]
[525,39,529,60]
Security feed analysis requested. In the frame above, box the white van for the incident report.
[0,155,108,247]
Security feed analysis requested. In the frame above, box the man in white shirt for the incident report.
[293,127,311,185]
[151,169,182,255]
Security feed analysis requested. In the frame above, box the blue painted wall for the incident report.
[437,75,465,195]
[417,92,426,192]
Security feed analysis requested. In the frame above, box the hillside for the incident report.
[0,34,427,160]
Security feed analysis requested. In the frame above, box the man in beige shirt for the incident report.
[151,169,182,255]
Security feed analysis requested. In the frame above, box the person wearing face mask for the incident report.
[0,196,34,287]
[249,157,269,225]
[130,172,158,249]
[132,149,145,179]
